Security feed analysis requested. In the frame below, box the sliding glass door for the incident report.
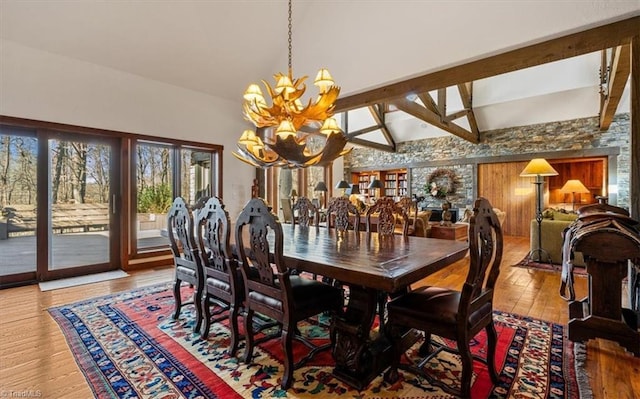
[45,134,119,279]
[0,126,120,285]
[0,127,38,282]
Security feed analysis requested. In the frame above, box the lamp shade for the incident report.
[314,181,328,192]
[349,184,360,195]
[335,180,350,189]
[290,189,298,197]
[368,179,385,189]
[520,158,559,177]
[560,179,590,194]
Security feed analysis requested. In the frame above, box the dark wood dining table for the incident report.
[278,226,469,389]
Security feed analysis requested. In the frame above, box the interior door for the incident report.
[40,133,120,280]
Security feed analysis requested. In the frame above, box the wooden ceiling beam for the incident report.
[335,16,639,112]
[391,97,479,143]
[600,44,631,130]
[418,93,440,115]
[347,138,396,152]
[457,82,480,135]
[368,104,396,151]
[444,109,469,121]
[346,125,380,138]
[437,88,447,117]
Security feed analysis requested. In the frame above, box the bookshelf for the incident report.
[352,169,407,200]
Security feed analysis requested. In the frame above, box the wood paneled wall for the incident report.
[478,161,538,237]
[548,158,606,205]
[479,158,608,237]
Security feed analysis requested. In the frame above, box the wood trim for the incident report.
[600,45,631,129]
[335,16,640,112]
[0,115,224,152]
[0,272,37,288]
[631,35,640,220]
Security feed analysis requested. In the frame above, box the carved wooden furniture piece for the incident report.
[292,196,319,228]
[194,197,241,352]
[274,225,468,390]
[431,223,468,241]
[235,198,344,390]
[567,209,640,356]
[396,197,419,236]
[326,196,361,233]
[366,197,409,237]
[384,197,503,397]
[167,197,203,333]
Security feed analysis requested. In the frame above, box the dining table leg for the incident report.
[330,284,418,390]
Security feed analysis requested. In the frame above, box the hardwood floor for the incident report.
[0,236,638,398]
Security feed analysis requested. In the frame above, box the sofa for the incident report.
[530,209,585,266]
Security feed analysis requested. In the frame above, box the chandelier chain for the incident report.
[287,0,292,73]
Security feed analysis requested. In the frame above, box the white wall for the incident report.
[0,39,254,218]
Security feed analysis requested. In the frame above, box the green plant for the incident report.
[137,184,172,213]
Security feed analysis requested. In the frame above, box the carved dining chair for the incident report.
[384,197,503,398]
[326,196,361,233]
[396,197,418,236]
[292,196,319,229]
[167,197,204,333]
[366,197,409,237]
[194,196,244,354]
[364,197,410,330]
[235,197,344,390]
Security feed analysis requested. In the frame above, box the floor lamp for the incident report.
[314,181,328,209]
[520,158,558,264]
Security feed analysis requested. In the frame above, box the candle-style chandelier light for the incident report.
[232,0,351,168]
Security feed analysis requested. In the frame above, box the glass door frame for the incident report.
[37,129,121,281]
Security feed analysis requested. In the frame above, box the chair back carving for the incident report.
[292,196,319,228]
[195,196,233,284]
[168,197,200,265]
[236,198,290,306]
[463,197,504,314]
[167,197,204,330]
[366,197,408,237]
[396,197,417,233]
[326,197,361,233]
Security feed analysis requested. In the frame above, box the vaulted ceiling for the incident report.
[1,1,638,150]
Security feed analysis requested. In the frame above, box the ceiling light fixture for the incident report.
[232,0,351,168]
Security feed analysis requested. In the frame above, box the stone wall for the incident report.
[345,114,631,211]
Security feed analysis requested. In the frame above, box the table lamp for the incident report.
[335,180,350,196]
[560,179,590,211]
[368,179,385,201]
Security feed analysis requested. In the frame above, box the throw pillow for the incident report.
[542,208,555,219]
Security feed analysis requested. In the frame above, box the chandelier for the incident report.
[232,0,351,169]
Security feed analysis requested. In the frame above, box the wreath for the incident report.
[425,168,459,199]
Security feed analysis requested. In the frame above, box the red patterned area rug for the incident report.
[49,283,592,399]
